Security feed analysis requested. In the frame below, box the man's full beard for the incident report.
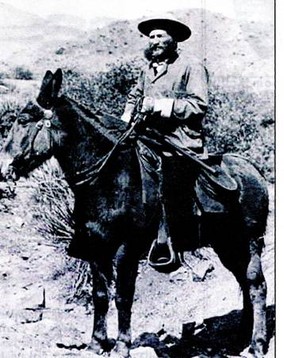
[144,41,178,62]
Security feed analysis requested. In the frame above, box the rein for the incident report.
[10,98,144,187]
[62,97,144,187]
[73,111,145,186]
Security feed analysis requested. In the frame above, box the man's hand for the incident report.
[141,97,155,114]
[121,111,132,123]
[141,97,174,118]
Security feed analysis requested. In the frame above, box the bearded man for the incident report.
[121,18,209,268]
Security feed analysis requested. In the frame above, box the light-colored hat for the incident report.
[138,18,191,42]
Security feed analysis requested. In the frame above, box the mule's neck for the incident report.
[54,96,124,186]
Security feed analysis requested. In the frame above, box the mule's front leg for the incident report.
[247,239,267,357]
[89,262,113,354]
[113,245,140,358]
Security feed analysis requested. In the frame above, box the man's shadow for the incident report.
[132,305,275,357]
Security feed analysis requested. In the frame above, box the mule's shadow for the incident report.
[132,305,275,357]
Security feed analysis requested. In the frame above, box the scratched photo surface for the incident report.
[0,1,274,357]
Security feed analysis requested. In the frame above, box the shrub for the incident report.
[62,57,144,116]
[55,47,65,55]
[15,66,34,80]
[0,101,21,147]
[205,86,274,182]
[30,159,74,243]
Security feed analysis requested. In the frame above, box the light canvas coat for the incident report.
[123,53,209,154]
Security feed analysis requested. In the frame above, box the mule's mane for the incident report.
[59,95,127,145]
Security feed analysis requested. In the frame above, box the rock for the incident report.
[23,286,46,309]
[169,266,191,282]
[131,347,158,358]
[160,333,179,346]
[20,311,43,324]
[0,85,9,93]
[132,333,160,349]
[14,215,25,229]
[182,322,196,340]
[192,261,215,282]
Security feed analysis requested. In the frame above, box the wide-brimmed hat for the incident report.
[138,18,191,42]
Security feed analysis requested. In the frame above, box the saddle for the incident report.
[194,154,238,214]
[147,154,239,273]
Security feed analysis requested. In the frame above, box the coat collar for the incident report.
[148,52,179,83]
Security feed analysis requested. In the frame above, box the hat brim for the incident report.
[138,18,191,42]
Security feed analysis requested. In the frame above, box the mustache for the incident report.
[149,44,165,50]
[144,42,178,61]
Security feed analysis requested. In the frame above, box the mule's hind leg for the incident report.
[246,238,267,357]
[112,243,140,358]
[89,260,113,354]
[210,220,267,357]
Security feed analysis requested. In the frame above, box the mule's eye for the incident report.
[18,113,31,124]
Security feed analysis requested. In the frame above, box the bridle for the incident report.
[8,99,145,187]
[7,106,57,178]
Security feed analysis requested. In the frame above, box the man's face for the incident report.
[147,29,176,61]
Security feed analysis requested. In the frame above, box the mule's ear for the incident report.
[52,68,63,98]
[37,69,62,109]
[37,70,54,108]
[40,70,54,96]
[43,70,53,82]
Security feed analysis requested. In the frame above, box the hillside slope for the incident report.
[0,4,273,91]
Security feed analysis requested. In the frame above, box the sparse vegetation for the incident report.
[205,86,274,182]
[62,58,144,115]
[0,100,21,142]
[15,66,34,80]
[30,159,74,243]
[0,7,274,355]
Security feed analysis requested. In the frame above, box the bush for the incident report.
[30,159,74,243]
[205,86,274,182]
[0,101,21,147]
[62,57,143,116]
[15,66,34,80]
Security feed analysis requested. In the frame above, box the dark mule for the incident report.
[1,69,269,357]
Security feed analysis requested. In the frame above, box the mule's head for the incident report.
[1,69,63,180]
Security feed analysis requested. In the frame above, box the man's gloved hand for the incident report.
[121,111,132,123]
[141,97,155,114]
[141,97,174,118]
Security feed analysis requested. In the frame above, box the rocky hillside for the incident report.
[0,3,273,91]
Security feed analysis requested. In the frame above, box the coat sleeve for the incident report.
[171,62,209,122]
[121,70,145,120]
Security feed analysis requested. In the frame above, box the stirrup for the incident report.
[147,238,181,273]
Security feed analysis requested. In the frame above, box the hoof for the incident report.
[112,340,131,358]
[240,343,266,358]
[86,340,104,355]
[249,342,267,358]
[87,338,115,355]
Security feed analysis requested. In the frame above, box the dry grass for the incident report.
[29,158,74,244]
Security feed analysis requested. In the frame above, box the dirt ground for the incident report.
[0,179,275,357]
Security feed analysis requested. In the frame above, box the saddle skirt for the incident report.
[194,154,239,214]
